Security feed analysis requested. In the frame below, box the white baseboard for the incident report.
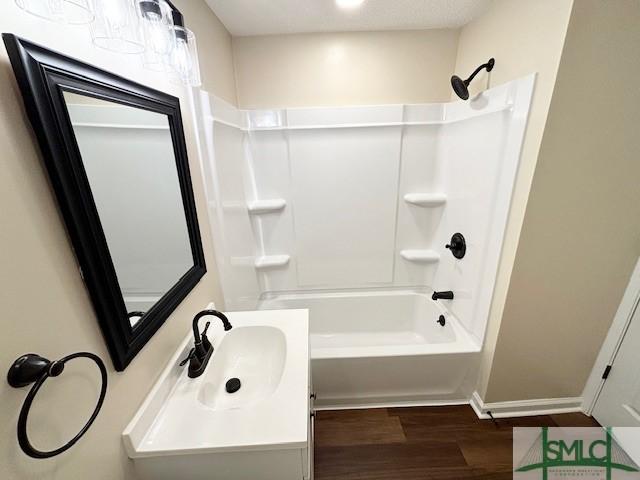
[314,395,469,411]
[314,391,586,418]
[470,391,584,419]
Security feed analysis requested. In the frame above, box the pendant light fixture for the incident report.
[16,0,201,88]
[90,0,145,54]
[167,8,201,87]
[169,26,201,87]
[15,0,94,24]
[138,0,174,71]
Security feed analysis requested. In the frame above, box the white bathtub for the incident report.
[258,290,480,409]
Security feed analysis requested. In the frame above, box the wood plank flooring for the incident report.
[314,405,599,480]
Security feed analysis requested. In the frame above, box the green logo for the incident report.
[515,427,640,480]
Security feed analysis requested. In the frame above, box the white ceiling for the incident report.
[205,0,493,37]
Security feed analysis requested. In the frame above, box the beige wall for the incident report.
[484,0,640,402]
[0,2,233,479]
[172,0,237,105]
[451,0,575,400]
[232,29,460,108]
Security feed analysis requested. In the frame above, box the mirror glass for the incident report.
[63,92,193,328]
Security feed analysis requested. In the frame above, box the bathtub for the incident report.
[258,290,480,409]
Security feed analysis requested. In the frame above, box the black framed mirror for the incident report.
[3,34,206,370]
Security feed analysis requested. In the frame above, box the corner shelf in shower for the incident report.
[403,193,447,207]
[400,250,440,263]
[254,255,291,269]
[247,199,286,214]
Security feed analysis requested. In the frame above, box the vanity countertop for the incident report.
[123,308,309,458]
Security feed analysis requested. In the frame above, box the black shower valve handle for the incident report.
[445,233,467,259]
[446,241,461,250]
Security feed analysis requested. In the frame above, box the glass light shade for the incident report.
[138,0,174,71]
[15,0,94,24]
[90,0,145,54]
[168,26,201,87]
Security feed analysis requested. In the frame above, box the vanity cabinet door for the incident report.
[308,412,315,480]
[302,413,314,480]
[303,389,315,480]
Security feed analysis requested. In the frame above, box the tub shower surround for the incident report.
[196,75,535,407]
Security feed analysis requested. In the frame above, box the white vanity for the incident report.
[123,308,312,480]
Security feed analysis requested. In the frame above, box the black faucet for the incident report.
[432,291,454,301]
[180,310,232,378]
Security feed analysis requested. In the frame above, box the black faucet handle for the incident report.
[201,322,213,352]
[179,347,195,367]
[202,321,211,336]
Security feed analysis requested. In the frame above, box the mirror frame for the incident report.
[3,34,206,370]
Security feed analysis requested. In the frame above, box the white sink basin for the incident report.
[198,326,286,410]
[122,308,309,458]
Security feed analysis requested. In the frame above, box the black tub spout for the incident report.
[432,291,454,301]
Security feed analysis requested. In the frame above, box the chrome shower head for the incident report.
[451,58,495,101]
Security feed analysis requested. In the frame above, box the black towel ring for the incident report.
[7,352,108,459]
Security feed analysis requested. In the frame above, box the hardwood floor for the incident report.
[314,405,599,480]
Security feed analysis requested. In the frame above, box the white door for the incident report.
[593,295,640,426]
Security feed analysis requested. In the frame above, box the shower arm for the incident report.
[463,62,492,86]
[464,63,489,85]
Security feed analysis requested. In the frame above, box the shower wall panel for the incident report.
[289,127,402,287]
[246,130,298,293]
[195,92,262,310]
[432,77,536,342]
[200,75,536,345]
[393,124,443,286]
[433,113,510,342]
